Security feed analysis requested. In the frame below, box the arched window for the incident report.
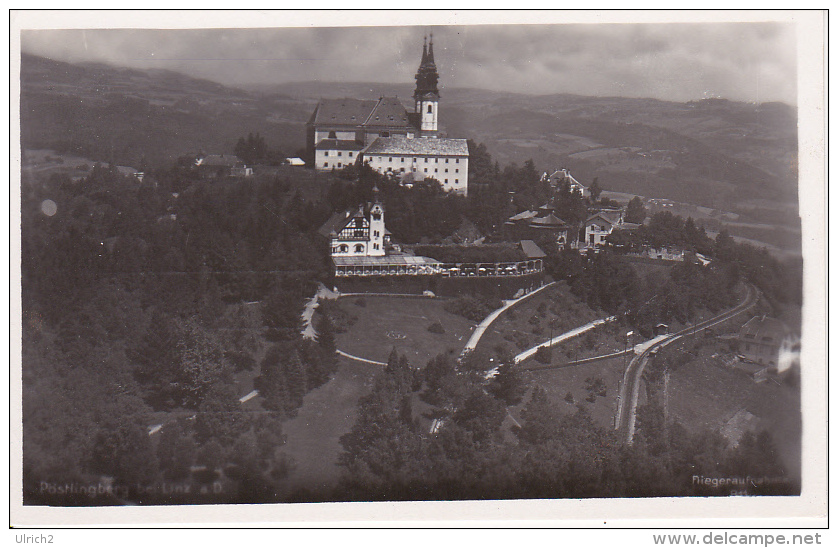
[427,104,433,113]
[338,244,348,253]
[354,244,365,253]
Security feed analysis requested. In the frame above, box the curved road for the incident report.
[513,315,616,364]
[462,282,556,354]
[614,283,758,444]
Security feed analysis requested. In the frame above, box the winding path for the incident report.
[336,349,388,367]
[462,282,556,354]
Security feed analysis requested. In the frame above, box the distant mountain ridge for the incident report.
[20,53,797,216]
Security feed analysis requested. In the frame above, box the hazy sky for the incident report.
[20,18,798,104]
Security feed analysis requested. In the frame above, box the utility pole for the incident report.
[549,322,554,362]
[625,330,634,368]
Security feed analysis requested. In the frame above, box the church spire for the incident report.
[414,34,439,100]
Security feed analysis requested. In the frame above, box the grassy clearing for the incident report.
[537,322,628,365]
[665,339,801,480]
[327,296,477,367]
[525,355,627,430]
[475,282,601,357]
[277,356,378,496]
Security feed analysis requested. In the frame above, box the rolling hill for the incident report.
[20,54,312,168]
[20,54,798,220]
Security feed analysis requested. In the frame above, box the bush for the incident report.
[584,377,607,398]
[317,300,357,333]
[443,295,502,322]
[564,392,575,404]
[427,320,445,334]
[534,346,552,364]
[225,350,256,372]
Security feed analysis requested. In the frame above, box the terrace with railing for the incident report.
[332,255,543,278]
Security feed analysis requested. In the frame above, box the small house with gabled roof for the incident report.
[584,210,640,247]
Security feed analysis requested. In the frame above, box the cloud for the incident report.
[20,22,797,104]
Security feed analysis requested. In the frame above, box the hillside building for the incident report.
[318,192,546,287]
[544,168,588,197]
[584,210,640,247]
[195,154,252,178]
[318,198,389,258]
[504,204,570,248]
[738,315,791,369]
[307,36,469,195]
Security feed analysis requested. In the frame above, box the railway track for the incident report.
[614,283,758,444]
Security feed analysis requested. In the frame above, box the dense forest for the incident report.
[20,137,801,504]
[22,160,339,504]
[329,345,795,501]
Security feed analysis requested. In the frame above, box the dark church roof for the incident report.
[309,96,417,132]
[362,97,412,128]
[309,98,378,126]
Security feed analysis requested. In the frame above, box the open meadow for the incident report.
[277,357,378,499]
[665,339,801,482]
[526,355,627,430]
[327,295,477,367]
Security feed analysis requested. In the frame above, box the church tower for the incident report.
[413,35,440,136]
[368,187,386,257]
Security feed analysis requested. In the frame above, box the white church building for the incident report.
[307,36,470,195]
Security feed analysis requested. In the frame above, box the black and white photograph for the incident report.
[11,10,826,527]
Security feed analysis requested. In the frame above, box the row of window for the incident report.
[381,166,460,184]
[326,130,407,138]
[323,151,354,157]
[381,165,458,174]
[334,243,380,253]
[376,156,459,164]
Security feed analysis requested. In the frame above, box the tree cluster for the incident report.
[330,345,795,501]
[233,132,286,166]
[22,158,335,504]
